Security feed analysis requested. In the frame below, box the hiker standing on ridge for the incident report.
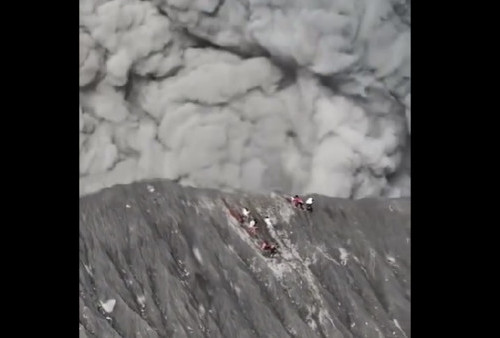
[305,197,314,212]
[291,195,304,209]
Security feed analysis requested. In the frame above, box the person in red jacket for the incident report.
[261,240,278,255]
[291,195,304,209]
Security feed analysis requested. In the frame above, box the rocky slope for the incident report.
[80,179,410,338]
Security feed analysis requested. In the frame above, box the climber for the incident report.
[305,197,314,212]
[264,216,273,228]
[291,195,304,209]
[247,219,258,236]
[260,240,278,255]
[242,207,250,220]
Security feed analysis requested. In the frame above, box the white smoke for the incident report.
[79,0,411,198]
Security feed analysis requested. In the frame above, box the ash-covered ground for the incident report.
[80,179,410,338]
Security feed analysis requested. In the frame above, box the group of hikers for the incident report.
[227,194,315,257]
[291,195,315,212]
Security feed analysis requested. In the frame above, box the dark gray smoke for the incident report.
[79,0,411,198]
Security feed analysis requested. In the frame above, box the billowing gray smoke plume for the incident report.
[79,0,411,199]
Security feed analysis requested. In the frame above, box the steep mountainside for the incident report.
[80,179,410,338]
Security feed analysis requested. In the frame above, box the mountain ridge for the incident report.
[79,179,410,338]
